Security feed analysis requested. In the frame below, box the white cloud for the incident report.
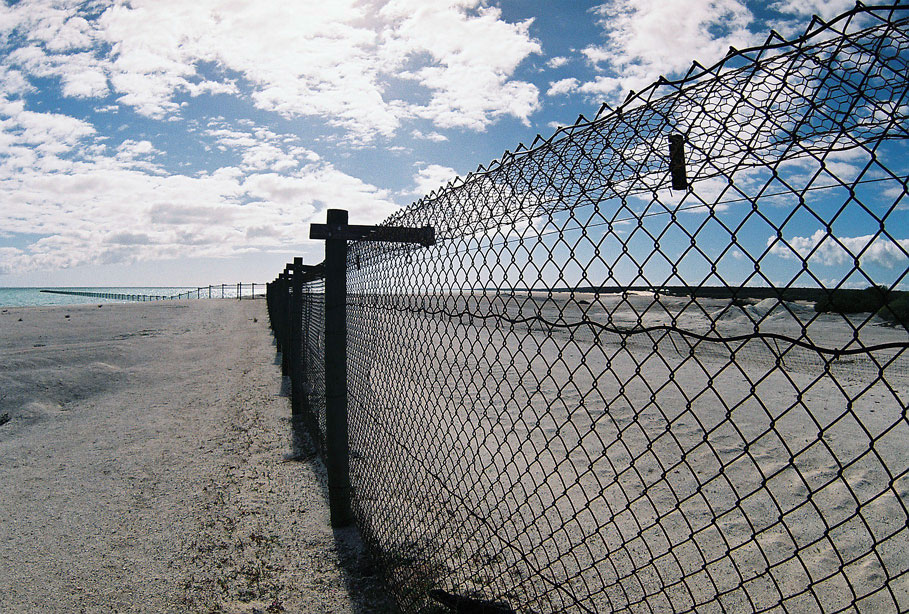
[580,0,758,101]
[412,163,458,196]
[112,139,159,171]
[116,139,155,157]
[1,1,541,138]
[0,159,400,271]
[0,105,401,273]
[547,77,579,97]
[546,56,569,69]
[412,129,448,142]
[204,124,320,172]
[2,105,96,154]
[0,2,95,52]
[184,79,238,98]
[380,0,542,130]
[769,230,909,269]
[770,0,855,19]
[8,45,109,98]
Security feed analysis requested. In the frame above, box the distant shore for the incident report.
[0,287,199,308]
[0,285,264,307]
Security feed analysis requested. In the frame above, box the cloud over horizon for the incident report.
[0,0,903,285]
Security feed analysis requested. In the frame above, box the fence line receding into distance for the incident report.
[269,5,909,613]
[41,283,263,302]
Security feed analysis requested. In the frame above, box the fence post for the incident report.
[274,275,284,355]
[323,209,354,527]
[280,269,292,376]
[290,258,304,418]
[309,210,435,528]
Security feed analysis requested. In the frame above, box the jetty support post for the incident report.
[310,208,435,528]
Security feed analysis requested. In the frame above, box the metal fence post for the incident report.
[280,269,292,376]
[308,210,434,528]
[324,209,353,527]
[290,258,304,418]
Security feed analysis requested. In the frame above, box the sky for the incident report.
[0,0,902,287]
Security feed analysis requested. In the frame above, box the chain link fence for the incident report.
[271,5,909,612]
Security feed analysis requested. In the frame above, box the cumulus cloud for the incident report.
[412,129,448,142]
[0,103,96,161]
[8,45,109,98]
[769,0,855,19]
[0,101,400,273]
[380,0,542,130]
[0,1,540,277]
[2,0,542,139]
[580,0,758,101]
[205,124,320,172]
[547,77,579,97]
[412,163,458,196]
[0,65,31,97]
[769,230,909,269]
[1,160,400,271]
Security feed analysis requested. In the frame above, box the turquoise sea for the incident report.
[0,286,237,307]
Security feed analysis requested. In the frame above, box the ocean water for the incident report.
[0,286,240,307]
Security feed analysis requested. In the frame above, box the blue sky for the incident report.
[0,0,903,287]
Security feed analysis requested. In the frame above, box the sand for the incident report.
[0,300,394,613]
[346,291,908,612]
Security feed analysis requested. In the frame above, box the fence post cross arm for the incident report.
[308,209,434,528]
[298,263,325,282]
[310,222,436,247]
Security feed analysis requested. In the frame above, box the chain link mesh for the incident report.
[276,5,909,612]
[302,278,327,451]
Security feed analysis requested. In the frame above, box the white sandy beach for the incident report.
[0,300,394,613]
[350,292,908,612]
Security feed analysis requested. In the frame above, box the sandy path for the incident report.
[0,300,394,613]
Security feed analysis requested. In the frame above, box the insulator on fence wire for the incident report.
[275,6,909,614]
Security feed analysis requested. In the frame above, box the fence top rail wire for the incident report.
[352,3,907,252]
[415,3,906,192]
